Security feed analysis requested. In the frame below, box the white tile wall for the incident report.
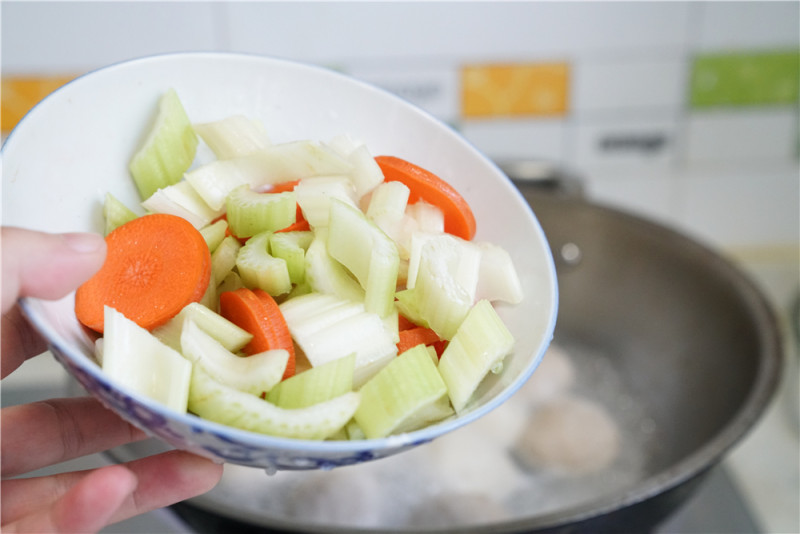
[695,1,800,51]
[572,57,688,113]
[460,119,568,163]
[1,2,222,73]
[1,0,797,255]
[346,62,460,124]
[685,108,799,165]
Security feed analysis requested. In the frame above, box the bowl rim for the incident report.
[8,50,559,460]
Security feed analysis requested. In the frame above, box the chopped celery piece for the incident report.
[225,185,296,238]
[270,231,313,285]
[382,307,401,345]
[184,159,254,211]
[406,232,481,295]
[400,233,481,340]
[287,279,313,299]
[200,218,228,252]
[102,306,191,413]
[345,419,366,441]
[267,353,355,408]
[407,200,444,235]
[185,141,352,211]
[181,319,287,396]
[366,180,409,221]
[129,89,198,200]
[366,181,410,248]
[354,344,453,439]
[141,180,223,229]
[475,242,524,304]
[199,271,218,311]
[326,135,384,198]
[438,300,515,413]
[211,235,242,286]
[152,302,253,353]
[217,270,245,295]
[304,230,365,303]
[393,288,430,329]
[235,231,292,296]
[193,114,270,159]
[294,176,358,228]
[279,292,397,387]
[103,193,138,236]
[188,365,361,440]
[327,199,399,318]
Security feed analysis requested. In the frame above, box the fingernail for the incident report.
[62,232,105,253]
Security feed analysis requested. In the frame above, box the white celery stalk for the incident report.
[211,235,242,286]
[152,302,253,353]
[406,232,481,294]
[303,229,365,303]
[184,159,255,211]
[294,176,358,228]
[279,292,397,387]
[193,114,271,159]
[225,185,295,237]
[235,231,292,296]
[475,242,524,304]
[185,140,352,211]
[400,234,480,340]
[346,144,386,199]
[217,271,245,295]
[327,198,399,318]
[269,231,313,285]
[102,306,191,413]
[129,89,198,200]
[103,193,138,236]
[200,218,229,252]
[141,180,223,229]
[407,200,445,234]
[267,353,355,409]
[181,320,287,396]
[354,344,453,439]
[188,365,361,440]
[438,300,515,413]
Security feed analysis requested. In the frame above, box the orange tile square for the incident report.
[461,62,570,118]
[2,75,76,133]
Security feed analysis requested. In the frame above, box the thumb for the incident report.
[1,227,107,313]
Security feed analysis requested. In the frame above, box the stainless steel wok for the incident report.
[109,167,783,533]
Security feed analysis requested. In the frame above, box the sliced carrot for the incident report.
[397,314,418,331]
[75,213,211,333]
[276,216,310,233]
[396,326,444,355]
[219,288,296,380]
[375,155,476,240]
[268,179,301,194]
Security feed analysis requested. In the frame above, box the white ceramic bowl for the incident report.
[2,52,557,470]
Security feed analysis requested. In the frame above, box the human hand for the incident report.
[1,227,223,533]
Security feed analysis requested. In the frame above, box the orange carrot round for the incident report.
[75,213,211,333]
[268,179,301,194]
[219,288,296,380]
[375,155,476,240]
[397,326,444,355]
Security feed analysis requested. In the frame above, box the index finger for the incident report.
[1,228,106,376]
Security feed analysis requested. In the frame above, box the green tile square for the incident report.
[690,50,800,108]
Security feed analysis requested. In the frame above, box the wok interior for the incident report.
[526,190,772,479]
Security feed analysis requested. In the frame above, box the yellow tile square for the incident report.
[461,62,570,118]
[2,75,76,133]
